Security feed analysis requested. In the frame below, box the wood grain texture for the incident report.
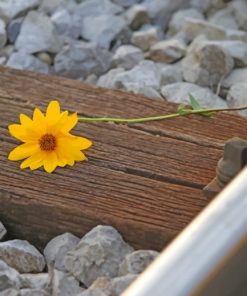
[0,65,247,251]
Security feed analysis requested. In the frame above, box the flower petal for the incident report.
[20,151,44,169]
[46,101,61,123]
[8,124,34,142]
[61,112,78,133]
[43,151,58,173]
[8,143,39,161]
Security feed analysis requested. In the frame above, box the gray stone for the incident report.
[119,250,159,276]
[161,82,227,108]
[126,5,150,30]
[103,274,138,296]
[160,63,183,86]
[131,26,161,51]
[76,0,123,19]
[182,43,234,87]
[223,68,247,89]
[0,56,6,64]
[0,19,6,49]
[89,277,111,291]
[39,0,77,15]
[189,0,210,13]
[15,11,63,54]
[7,52,50,74]
[124,84,162,100]
[0,260,20,291]
[51,8,80,40]
[64,225,134,287]
[0,289,20,296]
[20,273,49,290]
[148,39,186,63]
[84,74,98,85]
[112,0,140,8]
[52,269,85,296]
[54,41,112,79]
[232,0,247,31]
[143,0,190,30]
[0,222,6,241]
[35,52,53,65]
[182,18,227,41]
[226,29,247,43]
[114,60,161,91]
[81,15,128,49]
[7,17,23,44]
[20,289,49,296]
[0,240,45,273]
[0,45,15,58]
[44,232,80,272]
[78,290,106,296]
[227,83,247,117]
[168,8,204,36]
[209,7,239,30]
[97,68,125,89]
[0,0,41,22]
[112,45,143,70]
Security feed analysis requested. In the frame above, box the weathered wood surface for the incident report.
[0,65,247,251]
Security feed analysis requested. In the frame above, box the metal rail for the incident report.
[122,166,247,296]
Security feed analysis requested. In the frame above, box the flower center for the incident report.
[39,134,56,151]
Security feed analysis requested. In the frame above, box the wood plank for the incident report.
[1,65,247,250]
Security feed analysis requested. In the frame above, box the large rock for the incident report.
[15,11,63,54]
[148,39,186,63]
[161,82,227,108]
[51,8,81,40]
[168,8,204,36]
[232,0,247,31]
[51,269,85,296]
[227,83,247,117]
[64,225,134,287]
[0,260,20,292]
[0,19,6,49]
[81,15,129,49]
[7,52,50,74]
[143,0,190,30]
[0,0,41,22]
[131,26,161,51]
[126,5,150,30]
[0,240,45,273]
[0,222,6,241]
[182,43,234,87]
[111,45,143,70]
[118,250,159,276]
[54,41,112,79]
[44,232,80,272]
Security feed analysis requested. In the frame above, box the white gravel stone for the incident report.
[126,5,150,30]
[0,56,6,65]
[0,19,6,49]
[0,0,41,22]
[232,0,247,30]
[114,60,161,91]
[124,83,163,100]
[112,45,143,70]
[81,15,128,49]
[7,52,50,74]
[0,289,20,296]
[148,39,186,63]
[0,240,45,273]
[168,8,204,36]
[44,232,80,272]
[118,250,159,275]
[222,68,247,89]
[227,83,247,117]
[97,68,125,89]
[52,269,85,296]
[0,222,6,241]
[54,41,112,79]
[51,8,81,40]
[226,29,247,43]
[160,63,183,86]
[182,43,234,87]
[39,0,77,15]
[20,289,49,296]
[6,17,23,44]
[64,225,134,287]
[112,0,140,8]
[209,7,239,30]
[161,82,227,108]
[103,274,138,296]
[189,0,210,13]
[15,11,63,54]
[182,18,227,41]
[20,273,49,290]
[78,290,107,296]
[131,26,161,52]
[0,260,20,292]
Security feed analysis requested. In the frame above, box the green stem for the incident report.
[78,105,247,124]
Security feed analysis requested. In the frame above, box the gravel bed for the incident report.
[0,0,247,115]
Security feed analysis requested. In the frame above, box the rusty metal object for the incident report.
[203,137,247,198]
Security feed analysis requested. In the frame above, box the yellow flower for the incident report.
[8,100,92,173]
